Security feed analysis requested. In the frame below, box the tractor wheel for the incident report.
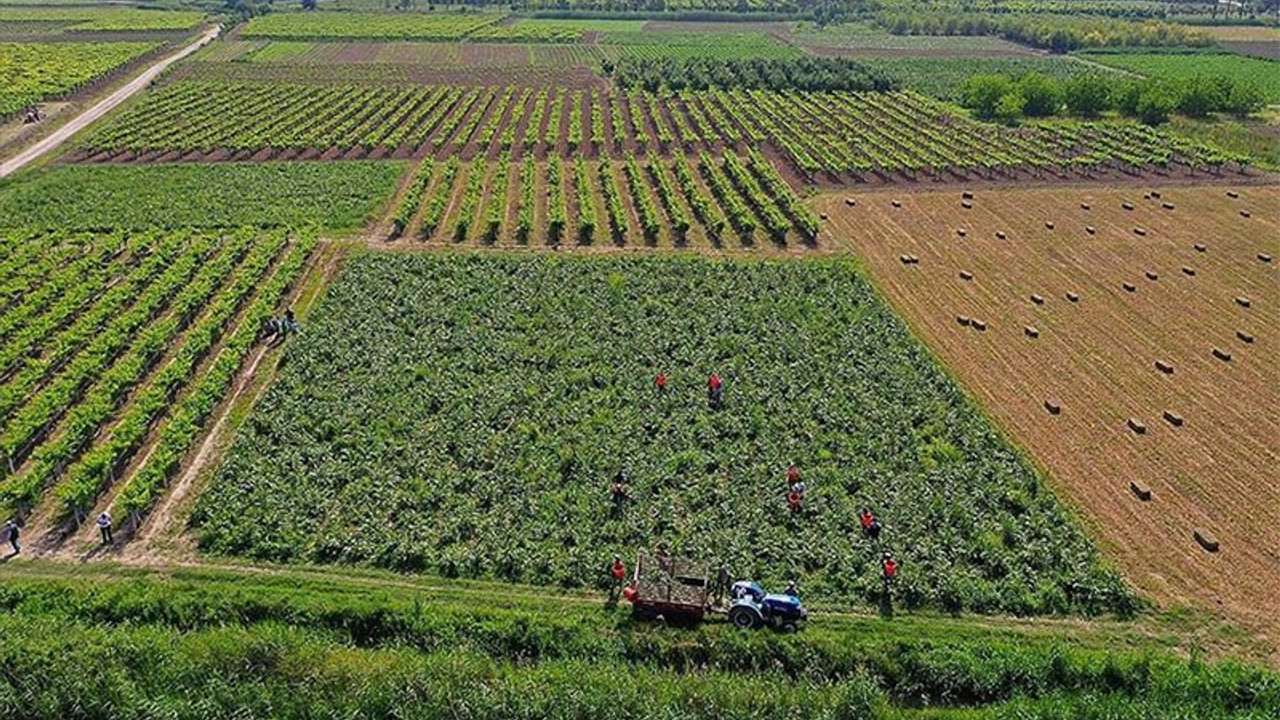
[780,622,798,634]
[730,606,759,629]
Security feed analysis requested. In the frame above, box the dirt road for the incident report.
[0,25,219,180]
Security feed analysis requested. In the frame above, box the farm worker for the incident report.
[285,308,299,334]
[610,478,629,515]
[655,542,671,572]
[611,557,626,584]
[654,372,668,393]
[707,373,724,407]
[787,489,803,512]
[784,580,799,598]
[622,585,638,603]
[787,464,801,486]
[881,551,898,591]
[96,512,113,545]
[3,519,18,556]
[860,507,882,541]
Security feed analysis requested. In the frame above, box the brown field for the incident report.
[816,185,1280,648]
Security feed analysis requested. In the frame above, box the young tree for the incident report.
[1063,75,1110,117]
[1135,87,1175,126]
[1175,76,1223,119]
[1223,80,1266,118]
[1018,73,1062,117]
[961,75,1015,121]
[995,92,1027,124]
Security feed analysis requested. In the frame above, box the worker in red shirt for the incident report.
[655,372,667,393]
[860,507,882,540]
[786,465,800,486]
[707,372,724,408]
[881,551,898,592]
[609,556,626,602]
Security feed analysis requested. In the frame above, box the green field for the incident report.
[859,56,1120,100]
[1077,51,1280,103]
[0,41,158,117]
[195,253,1131,617]
[0,7,204,32]
[0,162,402,232]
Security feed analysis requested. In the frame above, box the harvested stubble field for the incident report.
[817,185,1279,650]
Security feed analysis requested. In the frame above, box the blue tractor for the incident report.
[728,581,807,632]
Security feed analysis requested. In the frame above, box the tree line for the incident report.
[877,11,1214,52]
[959,72,1268,125]
[607,56,899,92]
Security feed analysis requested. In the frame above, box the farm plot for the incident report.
[0,41,159,117]
[193,253,1132,617]
[1075,50,1280,103]
[0,8,204,33]
[0,229,316,537]
[240,12,502,41]
[792,22,1038,58]
[0,162,403,232]
[75,82,1240,184]
[390,149,818,248]
[817,185,1279,634]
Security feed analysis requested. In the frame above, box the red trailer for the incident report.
[625,554,710,622]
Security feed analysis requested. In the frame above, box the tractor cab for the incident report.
[728,580,807,631]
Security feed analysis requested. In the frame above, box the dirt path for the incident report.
[0,25,219,179]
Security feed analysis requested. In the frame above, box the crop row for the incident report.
[0,230,314,527]
[82,82,1235,180]
[398,151,811,247]
[1,41,159,118]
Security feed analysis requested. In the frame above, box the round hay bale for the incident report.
[1212,347,1232,362]
[1194,529,1219,553]
[1235,296,1251,308]
[1240,210,1251,218]
[1122,202,1134,210]
[1155,360,1174,374]
[1024,326,1039,338]
[1130,481,1152,501]
[1181,266,1195,276]
[995,231,1006,239]
[956,315,971,326]
[1163,410,1184,427]
[1044,399,1061,415]
[1080,202,1091,210]
[1236,330,1254,344]
[1133,227,1147,236]
[1030,294,1045,305]
[1128,417,1147,434]
[1123,282,1137,292]
[959,270,973,280]
[1258,253,1272,263]
[1066,291,1080,303]
[1085,226,1096,235]
[1194,243,1206,252]
[1045,221,1055,230]
[1226,190,1239,198]
[972,319,988,331]
[1145,271,1159,281]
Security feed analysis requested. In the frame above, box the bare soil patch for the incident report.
[817,184,1280,653]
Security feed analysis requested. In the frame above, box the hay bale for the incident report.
[1066,291,1080,303]
[819,213,829,220]
[972,319,988,331]
[1123,282,1137,292]
[844,197,856,206]
[959,270,973,280]
[1145,271,1159,281]
[1128,417,1147,434]
[1085,226,1096,235]
[1258,253,1272,263]
[1235,296,1251,308]
[891,200,901,208]
[900,254,912,264]
[1143,193,1151,200]
[1155,360,1174,374]
[1130,481,1152,501]
[1122,202,1134,210]
[1226,190,1239,198]
[1212,347,1232,362]
[1181,266,1195,276]
[1150,190,1161,199]
[996,231,1006,239]
[909,255,920,264]
[1163,410,1184,427]
[1080,202,1091,210]
[1030,294,1045,305]
[1240,210,1251,218]
[1161,202,1174,210]
[962,191,974,199]
[1045,221,1055,230]
[1194,529,1219,553]
[961,200,973,209]
[1044,399,1061,415]
[956,228,967,237]
[1237,330,1254,344]
[956,315,971,326]
[1133,227,1147,236]
[1194,243,1206,252]
[1024,326,1039,338]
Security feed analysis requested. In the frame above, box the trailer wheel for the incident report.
[730,606,760,629]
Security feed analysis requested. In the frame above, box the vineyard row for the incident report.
[77,83,1243,181]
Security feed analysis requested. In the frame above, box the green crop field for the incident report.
[0,8,205,32]
[0,162,402,232]
[194,253,1132,617]
[1077,51,1280,103]
[859,55,1119,100]
[240,11,505,41]
[0,41,158,117]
